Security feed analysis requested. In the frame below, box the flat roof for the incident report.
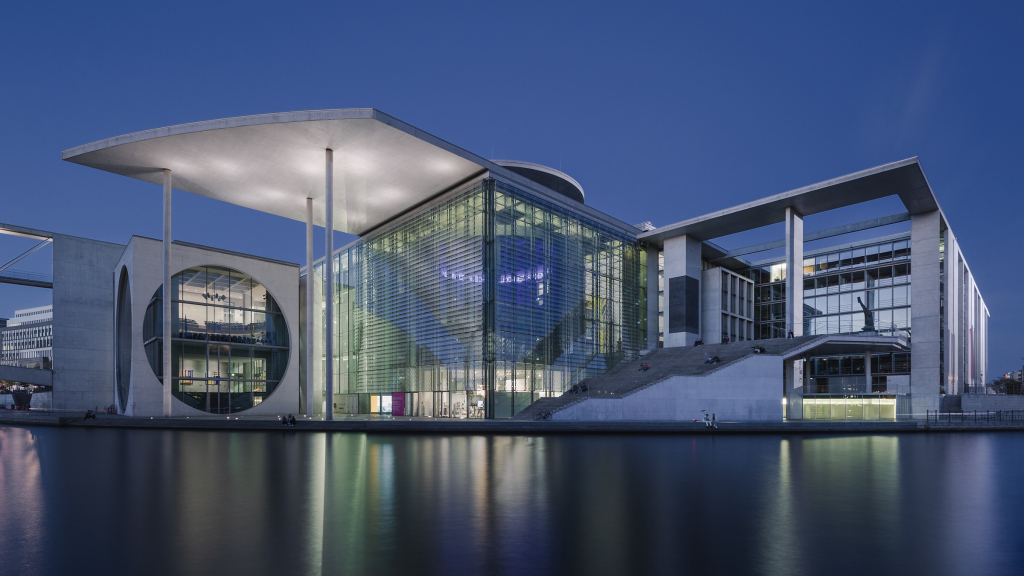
[639,158,940,246]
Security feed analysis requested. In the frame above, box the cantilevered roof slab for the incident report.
[640,158,940,246]
[62,109,489,235]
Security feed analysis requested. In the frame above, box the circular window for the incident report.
[143,265,289,414]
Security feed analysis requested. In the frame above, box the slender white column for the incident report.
[305,197,315,417]
[784,207,804,337]
[324,149,334,420]
[162,169,172,417]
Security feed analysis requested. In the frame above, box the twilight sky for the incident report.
[1,0,1021,375]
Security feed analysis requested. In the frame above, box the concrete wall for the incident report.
[552,355,783,421]
[962,394,1024,412]
[941,225,990,395]
[910,210,941,414]
[119,237,300,417]
[52,234,126,410]
[0,365,53,386]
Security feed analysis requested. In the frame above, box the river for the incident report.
[1,426,1022,575]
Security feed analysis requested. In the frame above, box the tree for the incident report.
[992,377,1022,395]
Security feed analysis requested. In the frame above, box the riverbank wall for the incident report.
[3,411,1024,434]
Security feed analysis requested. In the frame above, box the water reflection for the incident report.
[2,428,1024,576]
[0,427,45,576]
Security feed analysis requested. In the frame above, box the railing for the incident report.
[925,410,1024,423]
[964,384,1022,395]
[872,322,910,341]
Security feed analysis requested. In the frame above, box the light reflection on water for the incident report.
[1,427,1023,576]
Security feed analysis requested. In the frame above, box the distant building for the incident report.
[1004,370,1022,381]
[1,305,53,369]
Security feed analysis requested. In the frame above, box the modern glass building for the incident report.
[309,177,646,418]
[52,109,988,421]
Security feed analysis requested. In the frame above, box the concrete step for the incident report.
[514,336,823,420]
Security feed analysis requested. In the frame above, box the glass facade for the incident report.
[313,178,646,418]
[747,238,912,340]
[144,265,290,413]
[745,237,913,421]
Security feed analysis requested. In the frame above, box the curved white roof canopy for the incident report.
[492,160,585,204]
[61,109,492,235]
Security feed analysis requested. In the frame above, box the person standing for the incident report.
[712,414,718,428]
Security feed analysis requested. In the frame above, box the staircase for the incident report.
[513,336,826,420]
[939,394,962,413]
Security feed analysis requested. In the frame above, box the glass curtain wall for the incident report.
[316,182,487,417]
[748,238,912,340]
[313,178,646,418]
[490,180,646,418]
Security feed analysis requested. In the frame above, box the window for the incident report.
[894,241,910,260]
[840,251,853,269]
[826,275,839,294]
[851,248,865,267]
[730,275,738,314]
[866,245,879,264]
[877,243,893,262]
[894,263,910,284]
[721,273,728,310]
[143,265,290,414]
[839,272,852,291]
[826,253,839,270]
[878,266,893,287]
[851,270,865,290]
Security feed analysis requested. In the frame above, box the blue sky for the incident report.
[1,0,1021,375]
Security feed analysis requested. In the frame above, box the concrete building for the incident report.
[2,108,983,420]
[1,305,52,369]
[0,224,125,408]
[112,236,298,416]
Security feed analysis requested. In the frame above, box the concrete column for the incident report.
[662,234,702,347]
[645,245,660,349]
[865,350,872,394]
[784,207,803,337]
[699,267,722,343]
[784,358,803,420]
[305,197,314,417]
[911,210,941,414]
[324,149,334,420]
[162,169,172,417]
